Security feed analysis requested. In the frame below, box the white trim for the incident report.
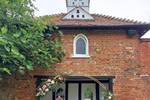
[141,30,150,39]
[73,34,89,58]
[72,55,90,58]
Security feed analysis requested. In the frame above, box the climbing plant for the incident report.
[36,75,64,100]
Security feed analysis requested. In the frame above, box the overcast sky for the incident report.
[34,0,150,23]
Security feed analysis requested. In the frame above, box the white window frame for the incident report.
[72,34,90,58]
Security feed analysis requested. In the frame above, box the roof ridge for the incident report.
[41,13,149,24]
[91,13,148,24]
[42,13,66,17]
[40,13,150,26]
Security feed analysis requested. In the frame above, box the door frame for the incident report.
[35,76,115,100]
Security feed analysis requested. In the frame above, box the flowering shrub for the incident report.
[36,75,64,97]
[104,92,113,100]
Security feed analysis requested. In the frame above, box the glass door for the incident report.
[99,83,109,100]
[81,83,96,100]
[68,83,79,100]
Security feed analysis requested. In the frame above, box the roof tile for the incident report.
[41,13,147,26]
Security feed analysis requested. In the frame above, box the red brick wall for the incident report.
[15,79,36,100]
[15,30,150,100]
[138,41,150,74]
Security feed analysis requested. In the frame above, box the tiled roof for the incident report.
[41,13,147,26]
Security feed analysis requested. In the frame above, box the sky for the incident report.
[34,0,150,23]
[34,0,150,37]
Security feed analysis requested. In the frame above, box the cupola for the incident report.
[63,0,94,20]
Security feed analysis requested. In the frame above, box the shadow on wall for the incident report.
[0,78,15,100]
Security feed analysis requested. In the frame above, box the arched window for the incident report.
[76,38,86,54]
[73,34,89,57]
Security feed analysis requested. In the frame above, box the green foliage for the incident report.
[0,0,64,77]
[84,88,93,98]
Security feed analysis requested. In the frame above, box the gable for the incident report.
[63,7,94,20]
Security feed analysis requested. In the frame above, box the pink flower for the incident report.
[45,88,49,92]
[58,77,64,81]
[51,80,55,84]
[36,92,40,96]
[108,96,112,100]
[56,96,62,100]
[39,88,42,91]
[47,79,52,82]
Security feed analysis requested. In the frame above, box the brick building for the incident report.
[15,0,150,100]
